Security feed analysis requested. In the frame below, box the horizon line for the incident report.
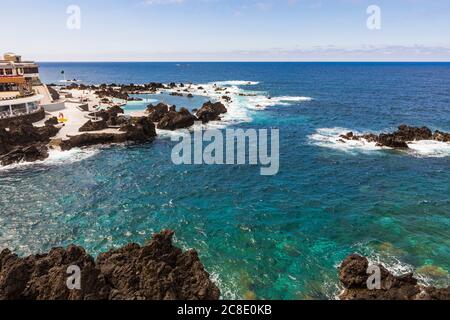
[37,60,450,63]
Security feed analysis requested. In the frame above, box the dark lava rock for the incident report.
[395,125,433,141]
[125,117,157,142]
[196,101,227,123]
[433,130,450,142]
[62,116,156,151]
[0,144,49,166]
[79,120,107,132]
[0,120,60,165]
[376,134,409,149]
[339,254,450,300]
[340,125,449,149]
[47,86,60,101]
[146,103,170,122]
[60,133,124,151]
[0,230,220,300]
[157,108,197,131]
[45,117,59,126]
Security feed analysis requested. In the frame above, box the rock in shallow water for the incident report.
[340,125,450,149]
[0,230,220,300]
[196,101,228,123]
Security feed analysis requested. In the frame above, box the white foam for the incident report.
[159,80,313,130]
[407,140,450,158]
[309,128,450,158]
[0,148,100,172]
[212,80,259,86]
[308,128,383,154]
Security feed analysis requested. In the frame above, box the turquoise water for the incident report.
[1,63,449,299]
[122,93,210,114]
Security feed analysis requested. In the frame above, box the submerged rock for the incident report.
[196,101,227,123]
[339,254,450,300]
[0,230,220,300]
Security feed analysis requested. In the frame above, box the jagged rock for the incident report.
[62,117,156,151]
[95,89,129,101]
[196,101,227,123]
[0,144,49,166]
[340,125,449,149]
[45,117,59,126]
[146,103,170,122]
[339,254,450,300]
[0,120,60,166]
[60,133,124,151]
[0,231,220,300]
[433,130,450,142]
[395,125,433,141]
[125,117,157,141]
[376,134,409,149]
[79,120,107,132]
[157,108,197,131]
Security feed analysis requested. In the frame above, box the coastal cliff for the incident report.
[0,230,220,300]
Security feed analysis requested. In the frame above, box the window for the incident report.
[24,67,39,74]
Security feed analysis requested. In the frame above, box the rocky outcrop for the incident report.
[45,117,59,126]
[0,120,60,166]
[79,120,107,132]
[0,144,49,166]
[196,101,227,123]
[157,107,197,131]
[61,117,156,151]
[84,106,128,130]
[0,231,220,300]
[339,254,450,300]
[146,103,170,122]
[433,130,450,142]
[340,125,450,149]
[95,89,129,101]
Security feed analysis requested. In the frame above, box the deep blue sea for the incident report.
[1,63,449,299]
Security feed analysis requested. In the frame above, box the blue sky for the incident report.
[3,0,450,61]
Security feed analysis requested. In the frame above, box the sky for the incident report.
[2,0,450,61]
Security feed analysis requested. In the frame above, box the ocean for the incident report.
[1,62,449,299]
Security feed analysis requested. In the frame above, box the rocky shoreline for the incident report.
[0,230,220,300]
[2,241,449,300]
[0,81,230,167]
[339,254,449,300]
